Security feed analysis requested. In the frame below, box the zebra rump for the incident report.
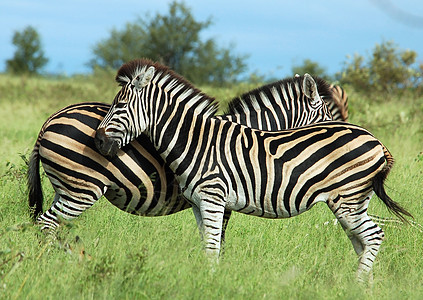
[28,102,186,230]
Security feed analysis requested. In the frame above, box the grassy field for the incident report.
[1,73,422,299]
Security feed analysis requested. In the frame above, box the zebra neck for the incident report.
[153,113,220,185]
[147,77,217,153]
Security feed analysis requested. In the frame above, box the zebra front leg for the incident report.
[191,204,231,256]
[193,206,231,248]
[198,200,226,259]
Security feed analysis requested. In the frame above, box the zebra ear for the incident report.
[302,73,321,106]
[134,66,155,90]
[141,66,155,86]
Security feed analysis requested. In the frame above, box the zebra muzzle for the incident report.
[95,128,120,158]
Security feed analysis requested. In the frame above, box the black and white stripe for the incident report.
[328,84,349,121]
[294,73,348,122]
[95,59,411,281]
[28,102,185,231]
[28,74,333,231]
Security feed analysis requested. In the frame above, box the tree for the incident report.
[339,41,420,94]
[6,26,49,75]
[292,59,330,81]
[89,1,247,85]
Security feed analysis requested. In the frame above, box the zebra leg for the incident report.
[197,200,226,259]
[329,194,384,282]
[37,191,101,233]
[192,204,204,241]
[193,207,231,253]
[37,193,61,232]
[337,221,364,256]
[221,209,232,247]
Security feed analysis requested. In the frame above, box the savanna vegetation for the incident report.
[2,1,423,298]
[0,70,422,299]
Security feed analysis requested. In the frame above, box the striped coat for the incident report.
[95,59,411,281]
[29,74,333,231]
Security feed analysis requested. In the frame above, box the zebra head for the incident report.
[95,61,156,157]
[301,73,333,123]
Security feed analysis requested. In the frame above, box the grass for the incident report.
[1,74,423,299]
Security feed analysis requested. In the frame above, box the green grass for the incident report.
[1,74,423,299]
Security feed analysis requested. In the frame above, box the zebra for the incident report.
[328,84,349,121]
[94,59,412,281]
[28,74,333,232]
[28,102,188,231]
[293,73,348,122]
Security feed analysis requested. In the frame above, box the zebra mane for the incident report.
[115,59,219,117]
[115,58,155,86]
[225,75,333,115]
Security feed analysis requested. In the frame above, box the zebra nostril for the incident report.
[97,138,103,149]
[94,128,107,152]
[94,128,120,158]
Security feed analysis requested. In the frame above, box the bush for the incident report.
[338,41,421,95]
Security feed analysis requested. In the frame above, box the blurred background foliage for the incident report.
[3,1,422,95]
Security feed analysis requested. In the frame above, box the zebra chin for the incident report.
[94,128,120,158]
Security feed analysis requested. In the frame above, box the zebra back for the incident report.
[222,75,333,130]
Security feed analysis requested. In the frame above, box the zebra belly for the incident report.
[226,193,328,219]
[104,180,190,217]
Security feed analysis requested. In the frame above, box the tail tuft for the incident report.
[28,149,43,221]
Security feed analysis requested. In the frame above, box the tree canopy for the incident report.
[291,59,330,81]
[338,41,421,94]
[6,26,49,75]
[89,1,248,85]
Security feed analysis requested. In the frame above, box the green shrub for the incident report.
[338,41,421,96]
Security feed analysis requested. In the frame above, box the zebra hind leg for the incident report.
[36,193,61,233]
[330,194,384,283]
[38,191,99,235]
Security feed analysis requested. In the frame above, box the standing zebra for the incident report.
[28,74,333,232]
[95,59,411,281]
[294,73,348,122]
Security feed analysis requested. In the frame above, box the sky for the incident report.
[1,0,423,79]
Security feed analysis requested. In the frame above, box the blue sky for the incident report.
[1,0,422,78]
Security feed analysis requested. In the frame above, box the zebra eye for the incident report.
[116,102,127,109]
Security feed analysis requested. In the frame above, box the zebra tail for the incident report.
[372,146,413,224]
[28,146,43,221]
